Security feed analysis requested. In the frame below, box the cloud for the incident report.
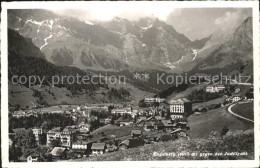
[214,10,250,30]
[51,3,179,22]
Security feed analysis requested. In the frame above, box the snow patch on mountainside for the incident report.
[192,49,198,61]
[85,20,94,25]
[140,24,153,30]
[40,34,53,50]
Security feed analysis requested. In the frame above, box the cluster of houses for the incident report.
[9,83,254,162]
[24,121,189,162]
[12,110,39,118]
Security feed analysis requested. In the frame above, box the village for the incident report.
[8,84,254,162]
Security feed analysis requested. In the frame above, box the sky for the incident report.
[52,6,252,40]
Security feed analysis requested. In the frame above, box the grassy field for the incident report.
[71,129,254,161]
[192,97,225,110]
[231,102,254,120]
[90,124,142,139]
[187,107,253,139]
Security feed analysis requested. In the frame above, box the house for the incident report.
[136,117,147,127]
[91,143,106,155]
[144,136,157,144]
[32,128,43,144]
[118,139,144,150]
[51,147,68,158]
[156,120,176,131]
[105,141,118,152]
[235,88,240,93]
[78,122,90,133]
[144,98,156,103]
[226,96,243,103]
[231,96,243,103]
[155,98,166,103]
[205,85,225,93]
[46,127,75,148]
[131,130,142,138]
[245,86,254,100]
[100,118,111,125]
[115,117,133,126]
[144,121,158,130]
[144,97,166,103]
[111,107,132,115]
[71,141,90,154]
[27,153,42,162]
[175,122,188,130]
[12,110,26,118]
[170,128,189,139]
[193,106,208,113]
[169,98,192,119]
[157,134,173,142]
[25,146,48,162]
[84,104,109,112]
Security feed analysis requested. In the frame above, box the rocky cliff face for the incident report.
[8,10,193,71]
[191,17,253,75]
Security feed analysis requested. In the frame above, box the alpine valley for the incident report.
[7,9,253,108]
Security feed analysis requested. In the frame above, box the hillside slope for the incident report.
[8,28,153,109]
[72,129,253,161]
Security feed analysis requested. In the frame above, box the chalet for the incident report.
[25,146,48,162]
[51,147,68,158]
[144,121,158,130]
[27,152,42,162]
[160,120,176,130]
[106,141,118,152]
[175,122,188,130]
[205,85,225,93]
[193,106,208,113]
[131,130,142,138]
[78,122,90,133]
[71,141,90,155]
[171,128,189,139]
[118,139,144,150]
[91,143,106,155]
[115,117,133,126]
[144,136,157,144]
[169,98,192,119]
[157,134,173,142]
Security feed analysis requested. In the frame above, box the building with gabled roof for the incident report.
[205,85,225,93]
[91,143,106,155]
[46,127,76,148]
[169,98,192,119]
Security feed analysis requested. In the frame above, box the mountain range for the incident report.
[8,9,253,76]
